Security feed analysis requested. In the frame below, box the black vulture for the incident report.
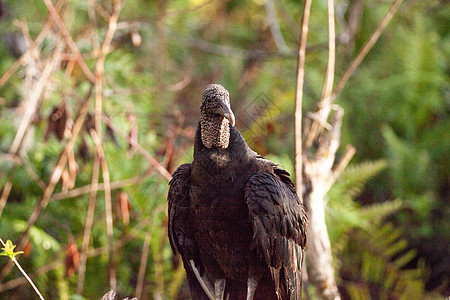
[168,84,307,300]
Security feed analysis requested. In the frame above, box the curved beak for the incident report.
[223,111,235,127]
[214,104,236,127]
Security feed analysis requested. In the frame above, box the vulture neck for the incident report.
[200,115,231,149]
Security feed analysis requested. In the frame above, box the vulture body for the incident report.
[168,84,307,300]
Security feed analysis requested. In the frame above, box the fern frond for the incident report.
[337,160,388,198]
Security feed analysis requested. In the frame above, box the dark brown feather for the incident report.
[168,85,307,300]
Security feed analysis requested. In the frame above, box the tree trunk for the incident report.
[302,107,352,300]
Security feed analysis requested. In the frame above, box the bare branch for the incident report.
[0,182,12,220]
[0,0,65,88]
[306,0,403,148]
[41,0,95,83]
[327,144,356,190]
[0,218,150,293]
[0,44,63,219]
[135,229,152,299]
[303,1,341,299]
[295,0,312,199]
[264,0,289,52]
[51,169,154,201]
[76,149,101,295]
[103,115,172,181]
[103,73,192,97]
[0,85,93,281]
[87,0,101,52]
[320,0,336,101]
[91,129,116,290]
[323,0,404,107]
[305,0,336,148]
[274,0,300,40]
[91,0,123,290]
[0,259,61,293]
[0,238,45,300]
[9,44,61,155]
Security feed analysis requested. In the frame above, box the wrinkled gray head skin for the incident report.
[200,84,235,149]
[200,84,231,116]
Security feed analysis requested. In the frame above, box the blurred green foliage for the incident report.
[0,0,448,299]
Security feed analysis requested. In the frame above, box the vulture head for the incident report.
[200,84,235,149]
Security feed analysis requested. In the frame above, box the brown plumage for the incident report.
[168,84,307,300]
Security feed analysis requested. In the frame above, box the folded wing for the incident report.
[245,171,307,300]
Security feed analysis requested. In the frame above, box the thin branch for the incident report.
[294,0,313,199]
[51,168,154,201]
[125,0,215,22]
[264,0,289,52]
[0,182,12,220]
[87,0,101,52]
[103,115,172,181]
[0,238,45,300]
[320,0,336,100]
[303,1,342,299]
[0,44,63,219]
[94,0,122,135]
[0,218,150,293]
[305,0,336,148]
[76,150,101,295]
[9,43,62,155]
[0,259,61,293]
[14,20,42,72]
[103,72,192,97]
[10,257,45,300]
[95,2,112,21]
[21,154,47,192]
[327,144,356,190]
[274,0,300,40]
[0,0,65,88]
[0,86,93,281]
[0,154,47,192]
[41,0,96,83]
[91,0,122,290]
[153,232,167,300]
[322,0,404,107]
[90,130,116,290]
[0,56,25,89]
[135,229,152,299]
[171,28,336,60]
[306,0,403,147]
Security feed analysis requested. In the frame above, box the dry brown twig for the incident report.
[0,216,152,294]
[0,0,65,89]
[89,0,123,290]
[264,0,289,52]
[294,0,312,198]
[274,0,300,40]
[51,168,155,201]
[76,139,101,295]
[91,129,116,290]
[0,0,65,207]
[135,229,152,299]
[103,115,172,181]
[0,154,47,192]
[0,42,64,219]
[103,73,192,97]
[0,85,93,281]
[0,257,61,294]
[306,0,404,146]
[41,0,95,83]
[14,20,44,73]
